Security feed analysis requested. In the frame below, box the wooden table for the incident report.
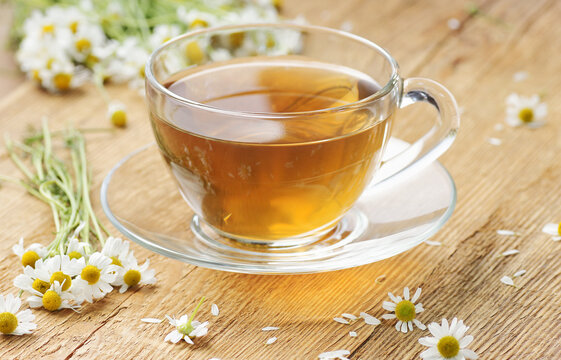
[1,0,560,358]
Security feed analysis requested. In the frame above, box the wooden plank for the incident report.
[2,0,560,358]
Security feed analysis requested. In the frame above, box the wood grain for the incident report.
[1,0,561,358]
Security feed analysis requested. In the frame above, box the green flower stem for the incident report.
[2,121,111,257]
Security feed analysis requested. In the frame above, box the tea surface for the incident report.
[151,59,391,241]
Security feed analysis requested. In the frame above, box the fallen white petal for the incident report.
[341,313,357,320]
[266,337,277,345]
[542,223,559,236]
[360,312,380,326]
[349,331,357,337]
[447,18,460,30]
[424,240,442,246]
[486,137,502,146]
[141,318,163,324]
[262,326,280,331]
[333,317,350,324]
[319,350,350,359]
[513,71,529,82]
[513,270,527,277]
[211,303,219,316]
[501,275,515,286]
[494,123,504,131]
[553,236,561,242]
[375,275,386,284]
[497,230,520,236]
[500,249,520,256]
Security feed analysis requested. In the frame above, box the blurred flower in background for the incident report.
[10,0,297,95]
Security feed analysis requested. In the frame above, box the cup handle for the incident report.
[374,77,460,183]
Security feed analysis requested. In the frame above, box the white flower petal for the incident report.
[403,287,410,301]
[413,319,426,330]
[382,301,396,311]
[497,229,520,236]
[341,313,357,320]
[500,275,515,286]
[349,331,357,338]
[262,326,279,331]
[360,312,380,326]
[542,223,559,236]
[266,337,277,344]
[411,288,422,303]
[461,348,479,359]
[381,314,396,320]
[500,249,519,256]
[333,317,349,324]
[141,318,162,324]
[513,270,527,277]
[459,335,474,347]
[318,350,350,359]
[400,321,408,333]
[418,336,438,347]
[211,303,219,316]
[424,240,442,246]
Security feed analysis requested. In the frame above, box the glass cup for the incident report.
[145,23,459,248]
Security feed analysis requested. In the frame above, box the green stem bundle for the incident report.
[1,119,109,256]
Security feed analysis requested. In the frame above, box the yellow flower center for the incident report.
[81,265,101,285]
[558,222,561,236]
[0,312,18,334]
[178,322,194,336]
[50,271,72,291]
[42,24,55,34]
[394,300,416,322]
[69,21,79,33]
[42,290,62,311]
[437,335,460,358]
[229,32,244,48]
[111,110,127,128]
[75,38,92,52]
[68,251,82,260]
[272,0,283,10]
[86,54,99,66]
[162,36,171,44]
[124,269,141,287]
[190,19,209,28]
[266,34,276,49]
[186,41,204,64]
[32,69,41,81]
[21,251,40,268]
[46,58,54,69]
[518,107,534,123]
[53,73,72,91]
[110,256,123,266]
[32,278,50,294]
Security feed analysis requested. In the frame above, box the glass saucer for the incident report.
[100,139,456,274]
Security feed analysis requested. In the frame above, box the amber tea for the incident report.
[150,59,391,241]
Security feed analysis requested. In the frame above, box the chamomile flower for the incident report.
[66,238,89,260]
[72,252,119,303]
[14,263,50,295]
[149,24,181,50]
[112,256,156,293]
[23,7,68,40]
[0,294,36,335]
[12,238,47,268]
[101,237,132,266]
[177,8,217,29]
[419,318,478,360]
[542,222,561,241]
[382,287,426,333]
[27,281,79,312]
[65,22,107,63]
[105,37,149,89]
[39,56,88,93]
[107,101,128,128]
[164,298,208,344]
[505,93,547,128]
[33,254,84,292]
